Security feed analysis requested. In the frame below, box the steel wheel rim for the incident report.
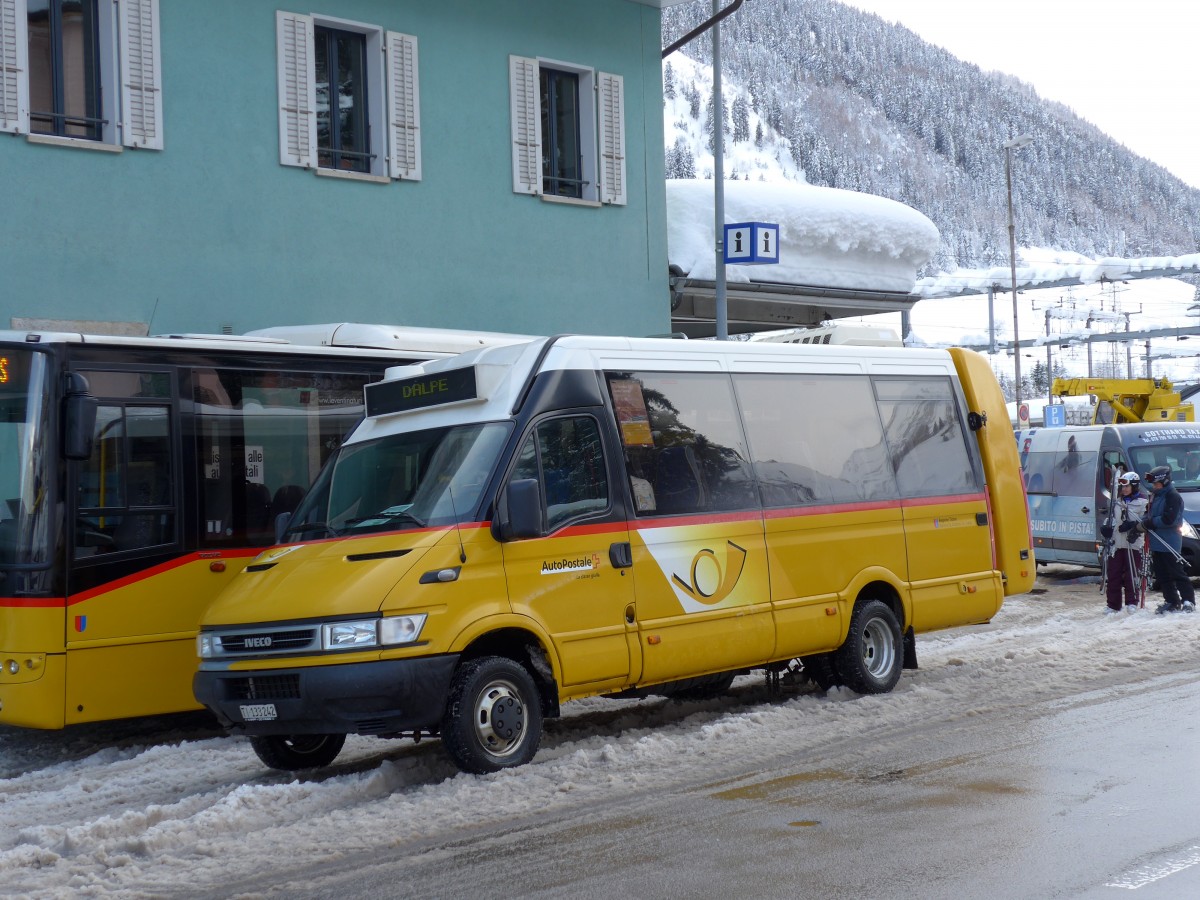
[473,678,526,758]
[284,735,330,757]
[861,616,896,678]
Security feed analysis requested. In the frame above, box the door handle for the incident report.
[1081,506,1090,514]
[609,541,632,568]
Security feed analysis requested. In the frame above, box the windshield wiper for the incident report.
[284,521,337,538]
[342,510,427,530]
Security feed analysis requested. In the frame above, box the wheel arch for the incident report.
[456,625,560,718]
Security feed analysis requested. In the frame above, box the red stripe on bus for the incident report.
[66,548,264,606]
[0,596,65,608]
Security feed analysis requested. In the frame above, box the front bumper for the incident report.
[193,654,459,736]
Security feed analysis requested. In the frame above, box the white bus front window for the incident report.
[287,422,511,540]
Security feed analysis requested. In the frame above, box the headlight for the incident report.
[380,614,427,646]
[197,633,215,658]
[1181,520,1198,540]
[322,619,380,649]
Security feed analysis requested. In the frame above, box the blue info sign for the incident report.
[1043,403,1066,428]
[723,222,779,265]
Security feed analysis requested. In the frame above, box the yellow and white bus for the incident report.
[0,324,525,729]
[194,335,1034,773]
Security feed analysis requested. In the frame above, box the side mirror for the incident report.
[274,512,292,545]
[501,478,543,540]
[62,373,98,461]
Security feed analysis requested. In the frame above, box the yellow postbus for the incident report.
[0,324,526,729]
[194,335,1034,773]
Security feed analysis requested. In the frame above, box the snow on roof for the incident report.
[666,179,941,294]
[915,249,1200,299]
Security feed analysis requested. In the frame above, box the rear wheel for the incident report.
[834,599,903,694]
[441,656,543,774]
[249,733,346,770]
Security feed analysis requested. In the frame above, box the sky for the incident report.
[841,0,1200,189]
[3,579,1198,894]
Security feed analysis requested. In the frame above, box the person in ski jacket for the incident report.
[1141,465,1195,614]
[1099,471,1148,612]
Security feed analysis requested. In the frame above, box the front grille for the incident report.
[227,674,301,701]
[215,627,318,656]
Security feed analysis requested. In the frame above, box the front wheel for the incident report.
[249,733,346,771]
[441,656,543,774]
[834,599,903,694]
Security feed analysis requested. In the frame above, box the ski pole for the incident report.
[1143,526,1188,566]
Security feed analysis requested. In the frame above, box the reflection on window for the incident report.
[194,368,371,547]
[735,373,896,507]
[511,416,608,532]
[315,25,369,173]
[608,373,755,516]
[540,67,583,198]
[28,0,103,140]
[874,377,978,498]
[75,400,174,557]
[287,423,511,540]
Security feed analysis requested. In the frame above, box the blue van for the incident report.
[1016,424,1200,570]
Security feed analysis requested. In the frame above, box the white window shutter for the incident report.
[276,11,316,169]
[386,31,420,180]
[509,55,541,195]
[119,0,163,149]
[0,0,28,135]
[597,72,626,206]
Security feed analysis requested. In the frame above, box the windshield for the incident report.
[1129,440,1200,491]
[0,348,54,575]
[283,422,512,540]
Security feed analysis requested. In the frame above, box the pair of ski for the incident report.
[1099,467,1154,610]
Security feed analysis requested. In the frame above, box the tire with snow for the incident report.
[249,733,346,771]
[441,656,543,774]
[800,653,841,691]
[833,599,903,695]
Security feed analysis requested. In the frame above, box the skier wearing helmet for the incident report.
[1141,465,1196,614]
[1099,471,1149,613]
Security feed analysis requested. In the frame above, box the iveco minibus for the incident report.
[195,335,1034,774]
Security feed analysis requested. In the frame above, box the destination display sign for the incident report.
[365,366,478,417]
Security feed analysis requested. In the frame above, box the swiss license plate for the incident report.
[240,703,277,722]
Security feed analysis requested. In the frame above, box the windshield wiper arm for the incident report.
[284,521,337,537]
[343,510,427,529]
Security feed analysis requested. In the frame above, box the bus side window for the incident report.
[508,417,609,533]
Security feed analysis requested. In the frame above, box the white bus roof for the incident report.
[354,334,963,444]
[0,323,534,361]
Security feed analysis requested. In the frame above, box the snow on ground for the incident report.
[2,567,1198,896]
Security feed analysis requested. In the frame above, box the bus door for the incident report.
[67,367,187,722]
[500,413,639,691]
[875,377,999,631]
[1043,429,1103,565]
[607,371,772,686]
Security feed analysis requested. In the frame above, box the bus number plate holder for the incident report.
[240,703,278,722]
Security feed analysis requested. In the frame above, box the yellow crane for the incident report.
[1049,377,1194,424]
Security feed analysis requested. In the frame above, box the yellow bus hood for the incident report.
[202,529,448,625]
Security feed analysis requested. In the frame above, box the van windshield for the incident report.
[1129,442,1200,492]
[282,422,512,539]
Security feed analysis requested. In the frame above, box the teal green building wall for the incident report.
[1,0,670,338]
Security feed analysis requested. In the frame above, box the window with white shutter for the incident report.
[119,0,164,150]
[276,11,316,169]
[597,72,626,206]
[0,0,28,135]
[386,31,420,180]
[6,0,162,149]
[510,55,624,207]
[276,12,419,183]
